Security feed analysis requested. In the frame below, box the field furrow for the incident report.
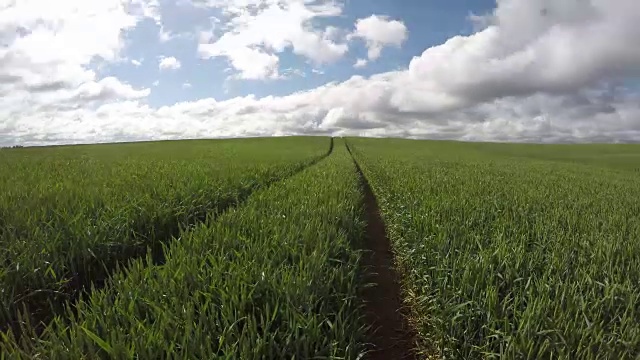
[346,143,418,360]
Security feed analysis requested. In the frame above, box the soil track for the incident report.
[346,142,418,360]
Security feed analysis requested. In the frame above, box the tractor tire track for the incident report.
[346,141,418,360]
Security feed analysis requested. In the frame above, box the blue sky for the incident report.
[104,0,495,106]
[1,0,640,146]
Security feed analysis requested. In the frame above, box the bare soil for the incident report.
[347,144,419,360]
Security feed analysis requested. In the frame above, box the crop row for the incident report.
[0,137,329,338]
[348,138,640,359]
[2,138,368,358]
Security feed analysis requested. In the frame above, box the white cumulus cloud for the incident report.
[196,0,349,80]
[158,56,181,71]
[3,0,640,147]
[388,0,640,114]
[354,59,368,69]
[350,15,408,60]
[0,0,154,147]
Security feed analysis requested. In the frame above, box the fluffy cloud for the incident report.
[224,47,280,80]
[350,15,408,60]
[354,59,368,69]
[3,0,640,147]
[158,26,175,43]
[197,0,349,79]
[391,0,640,113]
[158,56,182,71]
[0,0,154,146]
[5,77,638,147]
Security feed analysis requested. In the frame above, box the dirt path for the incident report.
[346,143,418,360]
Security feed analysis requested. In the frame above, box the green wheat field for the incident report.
[1,136,640,359]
